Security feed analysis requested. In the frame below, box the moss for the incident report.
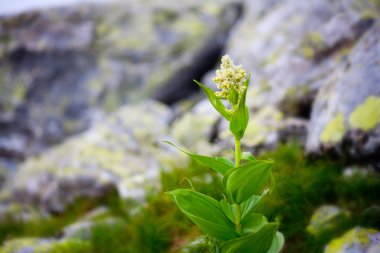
[0,238,92,253]
[3,143,380,253]
[320,112,346,144]
[349,96,380,131]
[49,240,92,253]
[258,143,380,253]
[0,193,119,244]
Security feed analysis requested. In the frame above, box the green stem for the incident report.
[234,138,241,167]
[235,204,242,233]
[213,239,221,253]
[234,137,242,233]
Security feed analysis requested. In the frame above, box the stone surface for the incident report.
[218,105,284,150]
[63,217,125,240]
[179,235,210,253]
[170,99,220,154]
[324,227,380,253]
[307,205,350,237]
[1,101,184,213]
[201,0,379,155]
[213,0,377,111]
[0,238,91,253]
[306,22,380,161]
[0,0,241,164]
[0,203,49,223]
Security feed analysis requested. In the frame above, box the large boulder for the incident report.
[307,205,350,237]
[0,101,184,213]
[306,22,380,161]
[0,238,91,253]
[170,99,220,154]
[324,227,380,253]
[0,0,241,164]
[200,0,379,155]
[215,0,377,111]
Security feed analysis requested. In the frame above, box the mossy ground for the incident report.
[1,143,379,253]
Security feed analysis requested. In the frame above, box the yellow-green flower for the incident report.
[213,55,247,101]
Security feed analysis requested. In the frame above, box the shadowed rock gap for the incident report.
[153,3,244,105]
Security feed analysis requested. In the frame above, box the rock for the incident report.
[170,99,220,154]
[179,235,210,253]
[218,105,284,151]
[78,206,111,222]
[207,0,377,115]
[343,166,374,179]
[306,22,380,161]
[307,205,350,237]
[199,0,379,154]
[0,163,9,190]
[63,217,125,240]
[0,238,91,253]
[0,0,240,164]
[1,101,184,213]
[324,227,380,253]
[0,203,49,223]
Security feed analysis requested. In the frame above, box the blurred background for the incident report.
[0,0,379,252]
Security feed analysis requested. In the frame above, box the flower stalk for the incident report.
[166,55,284,253]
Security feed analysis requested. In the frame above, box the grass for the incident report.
[257,143,380,253]
[1,143,379,253]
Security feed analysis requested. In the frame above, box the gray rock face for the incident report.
[306,22,380,160]
[199,0,380,160]
[0,0,241,164]
[1,101,183,213]
[63,217,125,240]
[220,0,376,111]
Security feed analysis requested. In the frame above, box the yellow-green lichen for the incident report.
[302,46,315,59]
[301,31,325,59]
[307,31,324,48]
[320,113,346,144]
[349,96,380,131]
[306,205,349,236]
[325,227,378,253]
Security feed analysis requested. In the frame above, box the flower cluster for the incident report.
[213,55,247,101]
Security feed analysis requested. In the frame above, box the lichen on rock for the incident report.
[324,227,380,253]
[349,96,380,131]
[307,205,350,237]
[320,113,346,144]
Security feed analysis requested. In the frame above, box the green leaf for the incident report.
[241,213,268,235]
[194,79,232,121]
[164,141,233,175]
[166,189,239,241]
[240,191,268,219]
[223,160,273,204]
[267,232,285,253]
[229,76,250,140]
[241,151,256,161]
[220,199,239,224]
[220,223,279,253]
